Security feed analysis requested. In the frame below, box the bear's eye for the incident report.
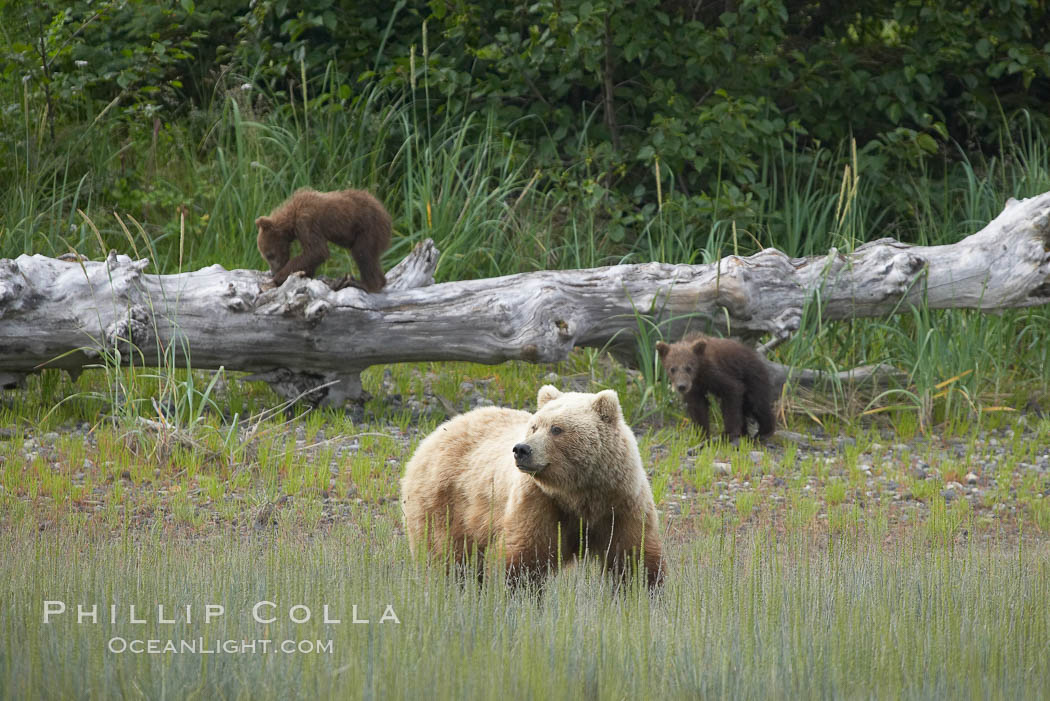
[549,425,563,436]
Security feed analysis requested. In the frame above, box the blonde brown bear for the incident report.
[400,385,665,588]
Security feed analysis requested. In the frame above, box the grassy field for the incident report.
[2,353,1050,699]
[3,519,1049,699]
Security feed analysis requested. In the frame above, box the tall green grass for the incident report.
[6,64,1048,277]
[3,524,1048,699]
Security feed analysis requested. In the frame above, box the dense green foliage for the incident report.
[2,0,1048,262]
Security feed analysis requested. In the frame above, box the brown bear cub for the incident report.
[656,334,775,441]
[256,188,392,291]
[400,386,665,589]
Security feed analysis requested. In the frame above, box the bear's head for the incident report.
[255,216,292,274]
[512,385,641,498]
[655,337,707,395]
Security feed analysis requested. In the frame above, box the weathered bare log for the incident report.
[766,363,909,397]
[1,192,1048,404]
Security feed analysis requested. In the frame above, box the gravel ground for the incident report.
[4,375,1050,544]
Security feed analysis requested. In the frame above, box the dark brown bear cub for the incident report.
[656,334,775,441]
[256,188,392,291]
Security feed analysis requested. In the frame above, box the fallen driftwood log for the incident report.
[1,191,1048,405]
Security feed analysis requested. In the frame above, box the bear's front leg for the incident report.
[685,390,711,436]
[503,539,557,586]
[605,511,665,590]
[641,525,666,589]
[718,385,746,439]
[273,226,331,284]
[502,513,571,586]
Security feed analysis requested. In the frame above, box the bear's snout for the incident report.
[675,382,689,393]
[513,443,541,473]
[512,443,530,460]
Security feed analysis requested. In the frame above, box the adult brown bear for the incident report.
[400,386,665,588]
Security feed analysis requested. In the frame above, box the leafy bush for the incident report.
[1,0,1048,260]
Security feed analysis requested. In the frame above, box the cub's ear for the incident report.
[593,389,621,424]
[655,341,670,359]
[537,385,561,408]
[254,216,267,229]
[690,339,707,356]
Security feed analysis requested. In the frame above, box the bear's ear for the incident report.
[255,216,271,230]
[691,339,707,356]
[655,341,670,359]
[537,385,561,408]
[592,389,621,424]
